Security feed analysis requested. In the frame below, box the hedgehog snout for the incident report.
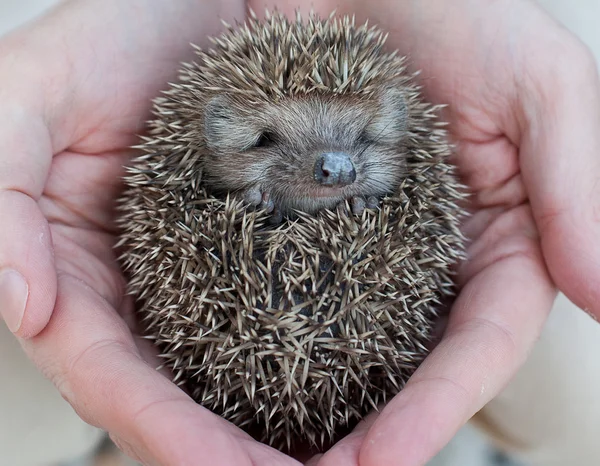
[314,152,356,187]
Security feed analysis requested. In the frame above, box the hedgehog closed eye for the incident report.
[254,131,278,148]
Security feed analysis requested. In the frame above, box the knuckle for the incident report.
[522,30,599,105]
[551,35,598,85]
[24,348,100,426]
[61,337,137,426]
[109,434,145,465]
[565,38,597,76]
[467,316,518,359]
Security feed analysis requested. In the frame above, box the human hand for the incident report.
[0,1,302,464]
[248,1,600,465]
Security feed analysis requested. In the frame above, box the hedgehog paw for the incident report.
[244,187,284,224]
[244,187,275,214]
[349,196,380,215]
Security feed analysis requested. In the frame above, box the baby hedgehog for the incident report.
[115,11,467,451]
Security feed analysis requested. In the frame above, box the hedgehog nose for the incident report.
[314,152,356,187]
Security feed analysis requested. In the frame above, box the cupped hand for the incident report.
[248,1,600,465]
[0,1,302,464]
[4,0,599,465]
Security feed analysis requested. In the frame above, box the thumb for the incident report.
[0,109,56,338]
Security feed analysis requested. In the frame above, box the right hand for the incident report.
[0,1,301,464]
[256,1,600,465]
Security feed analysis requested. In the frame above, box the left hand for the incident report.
[0,2,300,464]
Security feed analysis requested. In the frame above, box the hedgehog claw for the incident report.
[259,192,275,214]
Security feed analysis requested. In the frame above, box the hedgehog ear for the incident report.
[364,87,409,144]
[204,95,257,152]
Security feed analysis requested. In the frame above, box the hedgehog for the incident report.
[115,10,467,451]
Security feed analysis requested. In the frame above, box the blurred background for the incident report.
[0,1,598,466]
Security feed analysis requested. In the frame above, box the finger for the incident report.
[21,273,300,466]
[304,454,323,466]
[519,37,600,318]
[315,412,377,466]
[0,113,55,338]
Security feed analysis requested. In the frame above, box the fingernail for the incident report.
[0,269,29,333]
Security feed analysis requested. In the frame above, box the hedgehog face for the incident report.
[201,86,410,219]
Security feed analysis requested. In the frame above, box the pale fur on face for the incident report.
[202,86,410,216]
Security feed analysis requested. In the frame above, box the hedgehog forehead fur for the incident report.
[117,10,467,451]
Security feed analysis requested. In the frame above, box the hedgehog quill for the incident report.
[115,10,467,451]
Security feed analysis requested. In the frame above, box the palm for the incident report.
[42,150,126,311]
[424,33,541,296]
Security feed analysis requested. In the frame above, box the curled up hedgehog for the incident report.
[115,10,467,451]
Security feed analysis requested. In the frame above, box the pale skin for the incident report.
[0,0,599,465]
